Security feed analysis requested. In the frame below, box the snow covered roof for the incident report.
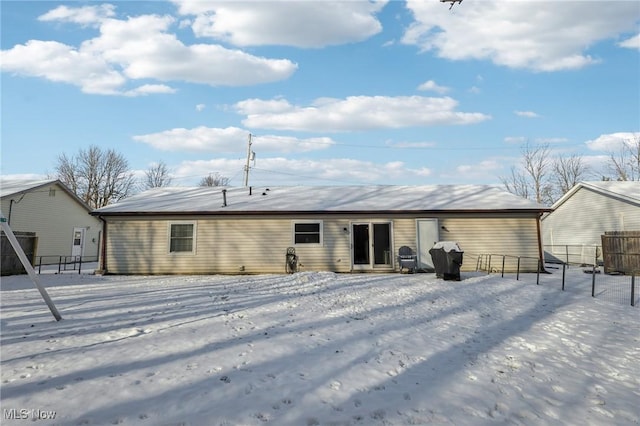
[93,185,549,216]
[0,178,92,212]
[551,181,640,209]
[0,178,58,198]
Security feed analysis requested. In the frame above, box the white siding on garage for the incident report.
[542,186,640,247]
[1,183,101,262]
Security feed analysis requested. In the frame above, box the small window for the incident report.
[169,223,195,253]
[293,221,322,245]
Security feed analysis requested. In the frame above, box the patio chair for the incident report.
[397,246,417,273]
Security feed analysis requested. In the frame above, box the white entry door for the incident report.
[71,227,85,257]
[416,219,439,271]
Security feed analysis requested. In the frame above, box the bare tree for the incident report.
[55,145,136,209]
[199,172,229,187]
[551,154,591,197]
[607,134,640,181]
[500,165,530,200]
[144,161,173,189]
[501,142,553,205]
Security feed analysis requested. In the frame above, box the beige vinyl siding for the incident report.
[439,215,541,272]
[543,187,640,248]
[1,183,101,262]
[105,215,354,274]
[104,213,542,274]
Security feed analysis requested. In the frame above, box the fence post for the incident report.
[488,255,492,275]
[591,264,596,297]
[78,256,82,275]
[565,245,569,265]
[536,259,541,285]
[38,257,42,274]
[58,256,63,274]
[516,257,521,281]
[562,263,566,291]
[632,275,636,307]
[501,256,505,278]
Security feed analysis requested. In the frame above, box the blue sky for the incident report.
[1,0,639,188]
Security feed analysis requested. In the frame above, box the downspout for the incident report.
[536,212,547,273]
[98,216,107,273]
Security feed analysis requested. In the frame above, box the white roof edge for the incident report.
[550,181,640,209]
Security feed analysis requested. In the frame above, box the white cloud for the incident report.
[402,1,639,72]
[195,104,206,112]
[515,111,540,118]
[456,160,501,175]
[133,126,336,153]
[174,156,431,185]
[172,0,387,47]
[236,96,491,132]
[585,132,640,151]
[1,5,297,96]
[38,4,116,27]
[0,40,127,95]
[618,33,640,50]
[417,80,450,94]
[504,136,527,144]
[123,84,177,97]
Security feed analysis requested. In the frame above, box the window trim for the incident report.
[292,220,323,246]
[168,221,197,255]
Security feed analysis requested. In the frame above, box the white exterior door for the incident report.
[417,219,439,271]
[71,227,85,257]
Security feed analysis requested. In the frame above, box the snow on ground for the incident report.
[0,268,638,426]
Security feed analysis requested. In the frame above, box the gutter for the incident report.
[90,208,553,217]
[536,212,549,274]
[97,216,107,274]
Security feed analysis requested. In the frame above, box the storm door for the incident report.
[351,222,392,270]
[71,227,85,257]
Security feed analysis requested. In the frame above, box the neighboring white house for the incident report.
[0,178,102,264]
[92,185,550,275]
[541,181,640,264]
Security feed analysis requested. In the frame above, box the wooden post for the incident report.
[0,212,62,321]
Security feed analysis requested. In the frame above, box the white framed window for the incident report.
[168,222,196,254]
[292,221,323,245]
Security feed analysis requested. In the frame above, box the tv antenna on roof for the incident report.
[441,0,462,10]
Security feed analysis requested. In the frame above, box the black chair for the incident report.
[397,246,417,273]
[285,247,298,273]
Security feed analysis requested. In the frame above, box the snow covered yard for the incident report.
[1,270,638,426]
